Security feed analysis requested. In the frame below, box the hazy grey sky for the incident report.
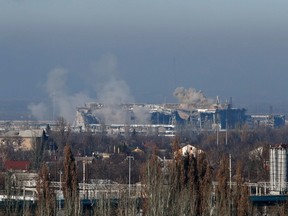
[1,0,288,114]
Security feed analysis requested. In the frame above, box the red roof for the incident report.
[5,161,31,171]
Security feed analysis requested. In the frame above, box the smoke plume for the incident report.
[173,87,213,108]
[28,102,49,120]
[28,53,145,124]
[28,53,155,125]
[90,53,148,125]
[132,105,151,124]
[93,78,134,124]
[28,68,93,122]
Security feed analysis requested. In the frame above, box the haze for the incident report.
[1,0,288,120]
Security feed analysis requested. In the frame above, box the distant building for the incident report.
[176,144,204,157]
[132,147,144,154]
[11,172,38,188]
[249,115,285,128]
[0,129,45,151]
[75,156,95,165]
[73,102,249,135]
[5,160,31,172]
[197,107,247,130]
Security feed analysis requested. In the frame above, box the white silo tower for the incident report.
[270,144,288,194]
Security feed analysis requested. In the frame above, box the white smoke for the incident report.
[93,79,133,124]
[98,79,134,105]
[29,68,93,123]
[47,68,94,122]
[89,53,119,94]
[132,105,151,124]
[94,106,130,125]
[46,68,68,98]
[28,53,151,124]
[90,53,139,125]
[173,87,213,108]
[28,102,49,120]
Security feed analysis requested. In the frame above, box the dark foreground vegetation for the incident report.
[1,118,288,215]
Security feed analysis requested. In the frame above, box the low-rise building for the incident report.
[5,160,31,172]
[0,129,45,151]
[177,144,204,157]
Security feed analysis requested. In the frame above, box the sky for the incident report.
[1,0,288,120]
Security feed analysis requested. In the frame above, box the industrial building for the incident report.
[73,100,250,136]
[269,144,288,194]
[248,115,285,128]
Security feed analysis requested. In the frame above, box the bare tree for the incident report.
[62,145,79,216]
[142,141,213,216]
[36,163,56,216]
[231,161,251,216]
[215,155,230,216]
[52,117,71,154]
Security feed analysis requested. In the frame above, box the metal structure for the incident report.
[269,144,288,194]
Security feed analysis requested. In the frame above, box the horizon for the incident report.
[1,1,288,120]
[0,97,287,122]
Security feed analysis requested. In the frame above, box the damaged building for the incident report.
[73,99,249,136]
[72,88,285,136]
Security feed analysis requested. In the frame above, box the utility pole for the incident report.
[229,154,232,190]
[126,156,134,198]
[215,111,219,146]
[52,92,56,122]
[229,154,232,216]
[216,124,219,146]
[59,170,62,211]
[226,111,228,145]
[83,158,86,199]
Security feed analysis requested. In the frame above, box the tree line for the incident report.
[1,118,288,214]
